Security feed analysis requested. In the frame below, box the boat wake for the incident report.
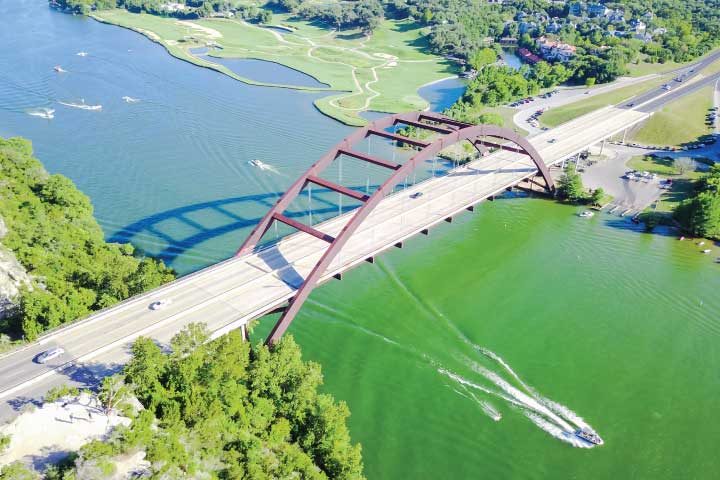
[122,96,140,103]
[248,159,280,174]
[59,100,102,111]
[438,346,602,448]
[26,107,55,119]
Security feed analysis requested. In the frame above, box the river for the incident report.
[1,2,719,478]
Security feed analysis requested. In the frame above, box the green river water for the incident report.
[1,2,719,478]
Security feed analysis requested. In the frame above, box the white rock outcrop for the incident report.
[0,216,32,319]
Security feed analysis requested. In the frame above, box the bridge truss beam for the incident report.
[235,111,553,344]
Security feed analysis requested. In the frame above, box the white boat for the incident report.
[702,249,711,254]
[122,96,140,103]
[53,65,66,73]
[578,211,594,218]
[76,51,88,57]
[574,428,604,446]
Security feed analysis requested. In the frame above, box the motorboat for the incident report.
[248,159,262,168]
[76,51,88,57]
[578,211,594,218]
[702,249,712,254]
[574,428,604,446]
[53,65,66,73]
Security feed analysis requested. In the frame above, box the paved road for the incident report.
[0,106,650,420]
[515,48,720,135]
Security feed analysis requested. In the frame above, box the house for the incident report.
[518,47,542,64]
[568,2,584,17]
[536,36,577,62]
[630,19,646,33]
[546,20,561,34]
[518,21,539,34]
[652,27,667,36]
[588,3,610,17]
[607,9,625,22]
[634,32,652,43]
[643,11,654,20]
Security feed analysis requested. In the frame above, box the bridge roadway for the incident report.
[0,106,649,407]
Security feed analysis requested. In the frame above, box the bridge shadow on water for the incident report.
[108,190,350,270]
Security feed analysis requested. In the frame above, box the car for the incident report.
[150,299,172,310]
[626,102,635,107]
[548,138,557,144]
[409,192,423,199]
[37,347,65,364]
[662,84,672,91]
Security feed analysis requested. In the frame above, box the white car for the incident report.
[149,299,172,310]
[37,347,65,364]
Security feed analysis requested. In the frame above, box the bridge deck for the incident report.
[0,106,649,400]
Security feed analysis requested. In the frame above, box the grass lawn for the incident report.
[91,10,456,126]
[630,85,714,146]
[540,77,666,127]
[626,155,707,212]
[626,58,682,77]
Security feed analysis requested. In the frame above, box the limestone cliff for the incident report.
[0,216,31,320]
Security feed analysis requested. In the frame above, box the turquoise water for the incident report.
[2,2,720,479]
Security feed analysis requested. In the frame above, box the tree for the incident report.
[557,163,586,202]
[469,48,497,71]
[590,187,605,206]
[674,165,720,239]
[97,374,131,415]
[585,77,596,88]
[0,433,10,454]
[0,462,38,480]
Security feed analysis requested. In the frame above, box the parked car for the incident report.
[409,192,423,199]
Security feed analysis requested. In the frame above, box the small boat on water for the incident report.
[574,428,604,446]
[698,241,705,246]
[122,96,140,103]
[248,159,263,168]
[53,65,66,73]
[76,51,88,57]
[578,211,594,218]
[702,249,711,254]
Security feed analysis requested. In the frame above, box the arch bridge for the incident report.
[237,111,555,344]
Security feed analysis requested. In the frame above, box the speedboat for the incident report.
[578,211,594,218]
[702,249,711,254]
[248,159,262,168]
[76,51,88,57]
[574,428,604,446]
[53,65,66,73]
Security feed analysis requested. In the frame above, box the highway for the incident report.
[0,56,715,418]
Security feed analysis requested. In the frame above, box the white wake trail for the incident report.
[59,100,102,111]
[26,107,54,119]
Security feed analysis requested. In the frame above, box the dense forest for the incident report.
[0,327,364,479]
[675,164,720,240]
[0,137,174,341]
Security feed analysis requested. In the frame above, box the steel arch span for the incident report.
[237,111,553,344]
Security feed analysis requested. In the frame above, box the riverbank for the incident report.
[90,10,456,126]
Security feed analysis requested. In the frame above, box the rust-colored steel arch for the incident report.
[236,111,552,344]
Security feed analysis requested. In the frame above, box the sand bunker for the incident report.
[176,20,222,39]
